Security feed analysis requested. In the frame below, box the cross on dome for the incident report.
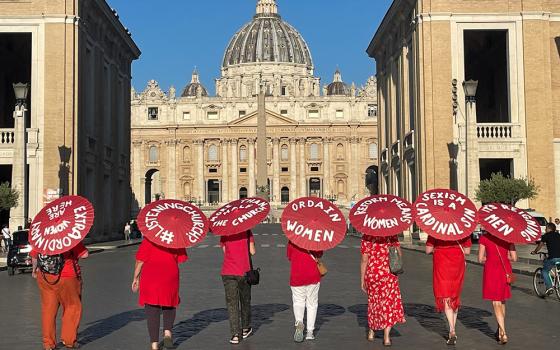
[256,0,278,15]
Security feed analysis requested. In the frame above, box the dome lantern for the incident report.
[256,0,278,16]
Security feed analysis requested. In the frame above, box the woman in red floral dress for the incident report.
[425,236,471,345]
[360,235,405,346]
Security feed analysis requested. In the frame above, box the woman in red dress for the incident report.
[360,235,405,346]
[425,236,471,345]
[478,234,517,345]
[132,239,188,350]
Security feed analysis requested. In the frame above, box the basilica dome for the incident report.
[222,0,313,69]
[181,69,208,97]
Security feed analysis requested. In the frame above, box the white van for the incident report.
[525,210,548,234]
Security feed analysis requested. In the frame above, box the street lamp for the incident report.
[13,83,30,106]
[12,82,30,229]
[462,80,478,197]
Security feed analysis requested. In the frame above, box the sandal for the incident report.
[499,333,508,345]
[230,334,241,345]
[367,329,374,342]
[383,339,392,347]
[446,333,457,345]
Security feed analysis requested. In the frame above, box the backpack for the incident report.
[38,253,65,275]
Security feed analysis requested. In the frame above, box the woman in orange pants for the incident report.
[32,243,88,350]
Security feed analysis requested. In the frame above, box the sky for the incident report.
[107,0,393,94]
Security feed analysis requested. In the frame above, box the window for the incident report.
[239,110,246,118]
[308,110,319,119]
[239,145,248,162]
[368,104,378,118]
[183,146,191,162]
[148,107,159,120]
[281,187,290,203]
[336,110,344,119]
[369,143,378,159]
[208,145,218,161]
[149,146,158,163]
[239,187,248,199]
[183,111,191,120]
[336,143,345,160]
[280,109,288,116]
[310,143,319,160]
[240,167,247,173]
[281,144,289,161]
[311,166,319,172]
[209,168,218,173]
[281,86,287,96]
[207,111,218,120]
[281,167,289,172]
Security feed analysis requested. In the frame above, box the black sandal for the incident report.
[446,333,457,345]
[230,334,241,345]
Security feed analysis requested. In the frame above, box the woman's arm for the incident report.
[360,253,368,294]
[464,246,471,255]
[249,242,256,256]
[31,257,38,279]
[425,245,434,255]
[131,260,144,293]
[478,244,486,263]
[508,245,518,262]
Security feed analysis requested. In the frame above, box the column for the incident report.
[248,138,256,196]
[221,139,229,203]
[298,138,307,197]
[166,140,177,199]
[9,106,26,229]
[132,141,143,208]
[231,139,238,200]
[272,138,280,203]
[323,138,331,197]
[195,140,205,203]
[290,138,297,200]
[350,137,360,199]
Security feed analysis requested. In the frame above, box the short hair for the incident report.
[547,223,557,232]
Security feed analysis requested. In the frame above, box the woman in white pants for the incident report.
[287,242,323,342]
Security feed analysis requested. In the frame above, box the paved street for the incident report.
[1,224,558,350]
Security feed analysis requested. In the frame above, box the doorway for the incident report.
[207,180,220,204]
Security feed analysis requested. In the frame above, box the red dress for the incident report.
[426,237,471,311]
[136,239,188,307]
[361,236,405,330]
[479,234,513,301]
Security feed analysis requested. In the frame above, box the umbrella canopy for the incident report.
[30,195,94,255]
[478,203,541,244]
[209,198,270,236]
[137,199,209,248]
[349,195,413,237]
[413,189,477,241]
[281,197,347,251]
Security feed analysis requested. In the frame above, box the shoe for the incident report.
[545,288,554,296]
[367,329,374,342]
[306,331,315,340]
[229,334,241,345]
[163,335,173,348]
[242,327,253,339]
[383,339,392,347]
[294,321,305,343]
[64,342,81,349]
[446,333,457,345]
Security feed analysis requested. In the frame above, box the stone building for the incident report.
[0,0,140,239]
[367,0,560,218]
[131,0,378,211]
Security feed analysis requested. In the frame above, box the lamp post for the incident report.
[462,80,478,197]
[10,83,30,230]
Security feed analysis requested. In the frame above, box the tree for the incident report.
[475,173,539,206]
[0,182,19,211]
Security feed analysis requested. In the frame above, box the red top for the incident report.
[287,242,323,287]
[31,243,88,278]
[426,236,472,250]
[220,230,254,276]
[136,239,188,307]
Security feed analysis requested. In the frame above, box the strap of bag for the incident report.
[246,231,254,271]
[495,244,508,275]
[457,242,466,257]
[70,251,82,281]
[309,252,318,262]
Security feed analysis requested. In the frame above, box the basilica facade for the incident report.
[130,0,378,211]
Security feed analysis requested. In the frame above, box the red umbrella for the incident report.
[209,198,270,236]
[30,195,94,255]
[137,199,209,248]
[413,189,477,241]
[478,203,541,244]
[349,195,413,237]
[281,197,347,251]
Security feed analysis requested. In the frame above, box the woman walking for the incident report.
[478,233,517,345]
[31,243,88,350]
[221,230,256,344]
[287,242,323,342]
[426,236,471,345]
[360,235,405,346]
[132,239,188,350]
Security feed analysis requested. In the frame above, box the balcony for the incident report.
[0,128,40,160]
[477,123,521,139]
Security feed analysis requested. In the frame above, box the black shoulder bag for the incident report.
[244,231,260,286]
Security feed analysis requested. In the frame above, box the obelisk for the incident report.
[256,82,269,201]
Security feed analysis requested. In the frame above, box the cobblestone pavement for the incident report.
[1,224,558,349]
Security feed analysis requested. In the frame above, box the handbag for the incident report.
[309,253,328,277]
[496,245,516,285]
[244,231,260,286]
[389,245,404,275]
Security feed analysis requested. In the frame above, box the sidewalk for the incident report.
[0,239,142,272]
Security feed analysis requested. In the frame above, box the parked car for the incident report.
[6,230,32,276]
[525,210,548,234]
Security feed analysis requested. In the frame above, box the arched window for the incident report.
[239,145,248,162]
[337,180,345,196]
[183,146,191,162]
[208,145,218,161]
[281,187,290,203]
[336,143,345,160]
[239,187,248,199]
[281,144,289,161]
[149,146,158,163]
[310,143,319,160]
[368,143,378,159]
